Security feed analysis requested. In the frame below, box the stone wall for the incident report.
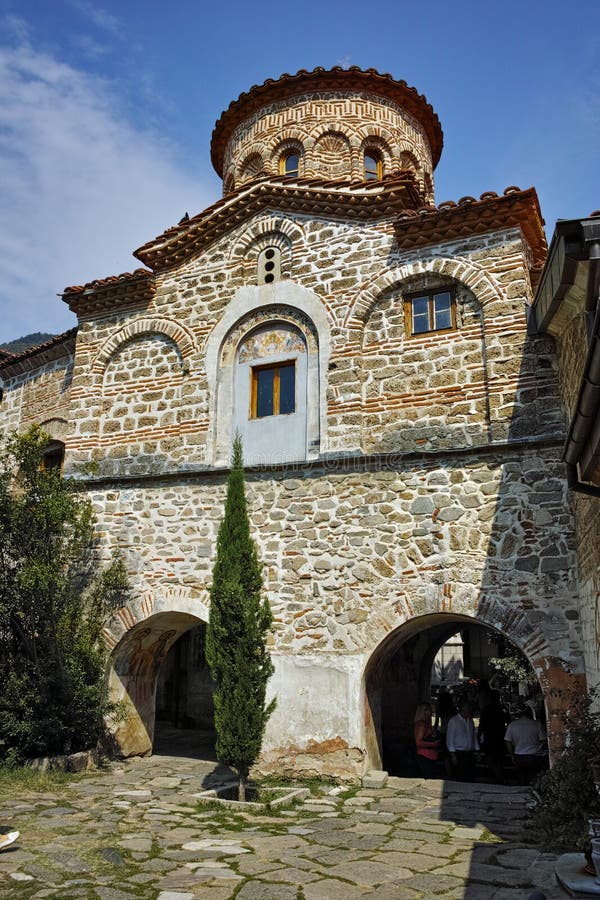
[555,312,600,692]
[0,193,583,775]
[51,217,559,480]
[97,443,583,773]
[0,349,73,438]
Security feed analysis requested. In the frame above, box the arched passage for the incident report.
[154,622,216,757]
[363,612,560,778]
[107,611,214,758]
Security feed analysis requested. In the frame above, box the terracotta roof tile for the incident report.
[134,172,423,271]
[0,328,77,374]
[62,269,155,316]
[394,186,547,270]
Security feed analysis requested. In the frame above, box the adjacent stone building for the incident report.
[0,67,589,777]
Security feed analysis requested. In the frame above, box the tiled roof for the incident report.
[211,67,444,176]
[134,171,423,270]
[394,186,547,271]
[0,329,77,375]
[62,268,155,316]
[58,183,545,320]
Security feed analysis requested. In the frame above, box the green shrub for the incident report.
[0,427,130,762]
[531,691,600,853]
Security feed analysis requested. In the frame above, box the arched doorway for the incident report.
[154,622,216,758]
[107,612,215,758]
[364,613,547,778]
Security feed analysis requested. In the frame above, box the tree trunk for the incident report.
[238,773,247,803]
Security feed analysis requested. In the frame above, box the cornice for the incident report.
[134,173,422,271]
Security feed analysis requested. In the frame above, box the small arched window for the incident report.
[257,247,281,284]
[41,440,65,472]
[280,152,300,177]
[364,151,382,181]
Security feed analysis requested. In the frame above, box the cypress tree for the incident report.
[206,435,275,801]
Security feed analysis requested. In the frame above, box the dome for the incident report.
[211,67,443,200]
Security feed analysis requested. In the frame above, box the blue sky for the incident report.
[0,0,598,342]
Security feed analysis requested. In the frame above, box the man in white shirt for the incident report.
[446,701,479,782]
[504,707,547,784]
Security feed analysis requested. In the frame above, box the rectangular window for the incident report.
[251,361,296,418]
[406,290,455,336]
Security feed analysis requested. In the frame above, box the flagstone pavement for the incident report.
[0,753,565,899]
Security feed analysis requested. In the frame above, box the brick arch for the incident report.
[309,121,362,147]
[237,150,265,184]
[358,125,398,158]
[270,129,313,157]
[345,256,504,328]
[92,317,197,374]
[361,605,582,770]
[102,586,209,650]
[398,139,430,170]
[230,216,305,261]
[104,587,210,757]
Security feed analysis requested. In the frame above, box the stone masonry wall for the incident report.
[1,350,73,437]
[59,218,559,479]
[97,443,583,772]
[555,313,600,692]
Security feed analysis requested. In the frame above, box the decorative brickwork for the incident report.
[221,91,434,200]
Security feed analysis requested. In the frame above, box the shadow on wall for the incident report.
[363,309,584,768]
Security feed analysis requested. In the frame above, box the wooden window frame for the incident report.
[250,360,296,419]
[280,152,300,177]
[404,289,456,338]
[364,151,383,181]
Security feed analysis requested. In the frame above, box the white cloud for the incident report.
[0,32,214,341]
[66,0,121,36]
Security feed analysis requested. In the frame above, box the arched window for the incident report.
[280,152,300,177]
[364,151,382,181]
[257,247,281,284]
[233,322,309,465]
[41,440,65,471]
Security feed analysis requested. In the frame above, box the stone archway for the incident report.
[362,612,585,773]
[107,611,205,758]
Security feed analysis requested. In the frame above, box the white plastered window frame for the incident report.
[205,283,331,467]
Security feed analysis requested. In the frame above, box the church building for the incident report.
[0,68,590,777]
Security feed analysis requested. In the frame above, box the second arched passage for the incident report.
[362,612,584,776]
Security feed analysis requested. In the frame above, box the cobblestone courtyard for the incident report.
[0,753,564,899]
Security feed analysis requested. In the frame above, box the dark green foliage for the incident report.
[206,435,275,799]
[0,333,56,353]
[531,690,600,853]
[0,427,130,762]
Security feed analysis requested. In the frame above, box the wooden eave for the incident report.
[534,214,600,485]
[211,66,444,175]
[62,269,155,317]
[394,187,547,273]
[0,329,77,377]
[134,174,422,271]
[533,216,600,335]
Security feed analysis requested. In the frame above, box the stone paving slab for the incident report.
[0,756,567,898]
